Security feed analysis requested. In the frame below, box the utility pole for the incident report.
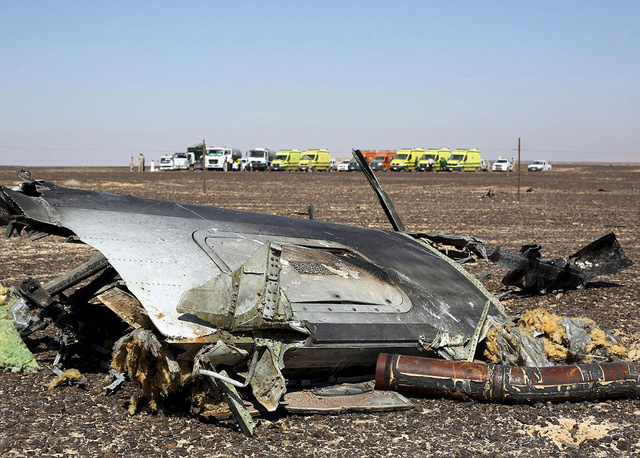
[202,139,207,194]
[517,138,521,203]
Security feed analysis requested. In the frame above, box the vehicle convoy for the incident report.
[270,150,302,171]
[446,149,482,171]
[298,149,332,171]
[417,149,451,172]
[492,157,514,172]
[247,148,276,171]
[528,160,552,172]
[172,152,195,170]
[204,147,242,171]
[369,150,396,172]
[159,154,174,171]
[390,148,421,171]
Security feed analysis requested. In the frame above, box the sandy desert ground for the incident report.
[0,164,639,456]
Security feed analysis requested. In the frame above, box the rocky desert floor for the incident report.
[0,164,639,457]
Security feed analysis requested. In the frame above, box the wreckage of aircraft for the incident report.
[0,152,635,435]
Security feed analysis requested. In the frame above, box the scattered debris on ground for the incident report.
[44,368,85,389]
[424,232,633,294]
[494,232,633,294]
[484,308,628,366]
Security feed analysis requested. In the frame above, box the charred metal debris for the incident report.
[0,156,635,436]
[419,232,632,295]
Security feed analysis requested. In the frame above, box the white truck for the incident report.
[159,154,174,171]
[204,147,242,171]
[492,157,514,172]
[528,160,552,172]
[246,148,276,171]
[172,152,195,170]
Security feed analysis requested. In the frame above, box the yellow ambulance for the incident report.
[390,148,421,171]
[298,149,332,171]
[417,149,451,171]
[270,150,302,171]
[446,149,482,171]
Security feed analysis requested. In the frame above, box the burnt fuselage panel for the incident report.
[1,182,505,372]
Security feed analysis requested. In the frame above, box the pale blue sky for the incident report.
[1,1,639,165]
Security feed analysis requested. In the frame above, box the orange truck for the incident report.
[361,150,378,163]
[369,150,397,172]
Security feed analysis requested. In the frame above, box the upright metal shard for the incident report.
[352,149,406,232]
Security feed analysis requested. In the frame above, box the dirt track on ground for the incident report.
[0,164,639,456]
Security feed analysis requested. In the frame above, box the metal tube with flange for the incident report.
[375,353,640,403]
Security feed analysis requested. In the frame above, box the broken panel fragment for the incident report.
[494,233,633,294]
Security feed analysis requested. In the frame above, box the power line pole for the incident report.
[517,138,521,203]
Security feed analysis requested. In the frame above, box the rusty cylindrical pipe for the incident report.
[375,353,640,403]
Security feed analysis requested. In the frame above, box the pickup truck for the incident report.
[172,152,194,170]
[159,155,174,171]
[528,160,552,172]
[492,158,514,172]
